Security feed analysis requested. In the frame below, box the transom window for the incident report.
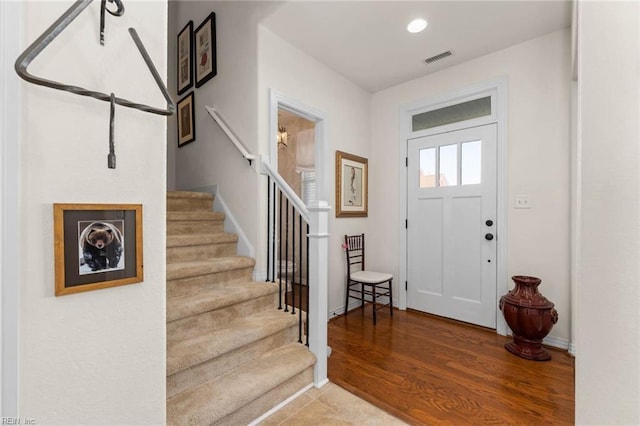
[412,96,491,132]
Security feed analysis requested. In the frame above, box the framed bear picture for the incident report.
[53,203,143,296]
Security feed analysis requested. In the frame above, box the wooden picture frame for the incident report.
[177,92,195,147]
[54,203,143,296]
[335,151,368,217]
[177,20,194,95]
[194,12,217,88]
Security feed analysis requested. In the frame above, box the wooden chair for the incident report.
[343,234,393,325]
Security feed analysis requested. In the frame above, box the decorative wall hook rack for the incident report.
[14,0,175,169]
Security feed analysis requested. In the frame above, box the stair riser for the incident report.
[167,197,213,212]
[167,243,238,263]
[167,221,224,235]
[167,293,280,340]
[167,325,299,399]
[216,367,314,426]
[167,268,254,298]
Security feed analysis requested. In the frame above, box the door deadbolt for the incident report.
[485,220,494,227]
[485,233,494,241]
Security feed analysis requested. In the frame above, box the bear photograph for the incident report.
[78,220,125,274]
[54,203,142,296]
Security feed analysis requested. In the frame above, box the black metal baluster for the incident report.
[291,209,296,315]
[284,199,290,312]
[278,190,283,310]
[266,176,271,282]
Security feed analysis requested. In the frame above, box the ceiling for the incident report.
[261,1,572,93]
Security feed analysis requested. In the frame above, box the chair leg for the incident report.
[344,282,350,316]
[389,279,393,317]
[372,284,377,325]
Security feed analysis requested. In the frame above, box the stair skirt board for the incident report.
[188,185,255,260]
[166,190,316,425]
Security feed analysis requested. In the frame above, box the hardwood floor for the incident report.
[328,308,574,425]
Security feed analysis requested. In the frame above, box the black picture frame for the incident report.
[177,20,194,95]
[177,92,195,147]
[194,12,217,88]
[54,204,143,296]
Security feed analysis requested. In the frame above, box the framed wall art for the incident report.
[177,20,194,95]
[194,12,217,88]
[335,150,368,217]
[54,203,143,296]
[177,91,195,147]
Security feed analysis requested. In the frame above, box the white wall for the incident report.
[370,29,572,344]
[19,1,167,423]
[258,27,372,314]
[575,2,640,423]
[1,0,21,416]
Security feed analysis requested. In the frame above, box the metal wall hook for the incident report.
[14,0,175,169]
[108,93,116,169]
[15,0,174,116]
[100,0,125,45]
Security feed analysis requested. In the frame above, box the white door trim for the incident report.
[1,0,21,415]
[398,77,509,335]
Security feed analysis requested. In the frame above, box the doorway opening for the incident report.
[277,108,316,205]
[269,89,327,204]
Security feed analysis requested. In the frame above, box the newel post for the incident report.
[307,200,330,388]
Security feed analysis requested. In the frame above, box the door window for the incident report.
[461,140,482,185]
[439,144,458,186]
[419,148,436,188]
[418,140,483,188]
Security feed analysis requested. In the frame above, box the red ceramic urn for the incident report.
[499,275,558,361]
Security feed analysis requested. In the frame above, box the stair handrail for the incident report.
[205,105,257,166]
[203,106,328,387]
[260,156,310,223]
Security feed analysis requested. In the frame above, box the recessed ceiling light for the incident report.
[407,18,428,34]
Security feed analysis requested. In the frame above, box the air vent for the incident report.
[425,50,452,64]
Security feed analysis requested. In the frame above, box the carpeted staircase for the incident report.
[166,191,316,425]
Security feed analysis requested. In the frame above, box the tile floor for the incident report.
[257,382,407,425]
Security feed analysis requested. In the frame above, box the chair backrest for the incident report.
[344,234,365,276]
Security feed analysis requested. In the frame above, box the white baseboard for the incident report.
[329,302,354,318]
[248,383,313,426]
[542,335,571,351]
[329,297,393,319]
[253,270,267,282]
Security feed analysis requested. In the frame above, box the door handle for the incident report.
[485,233,494,241]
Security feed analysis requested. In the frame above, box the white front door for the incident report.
[407,124,497,328]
